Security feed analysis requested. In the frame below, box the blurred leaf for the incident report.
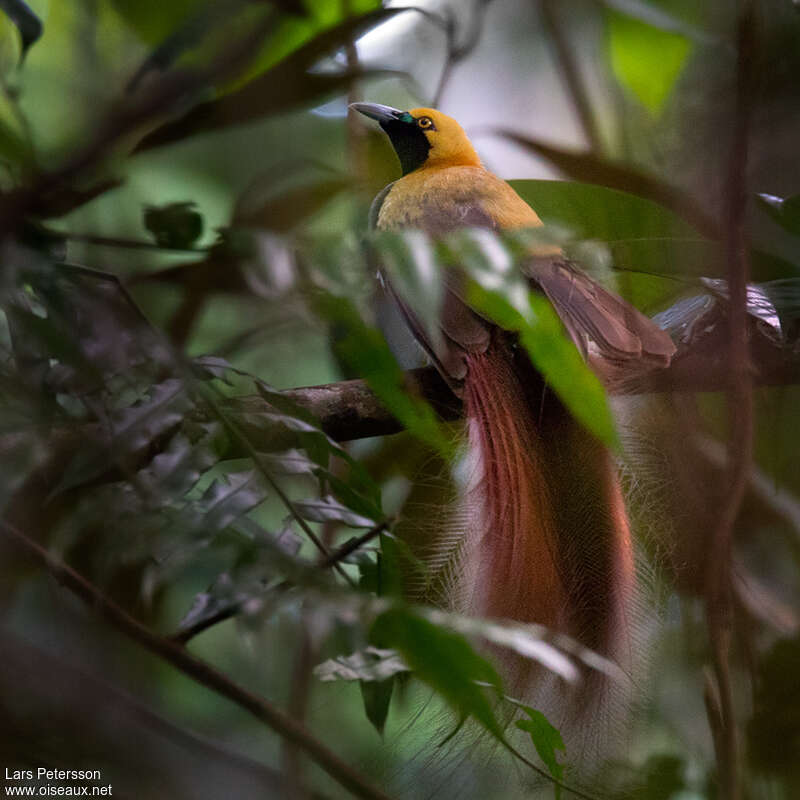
[177,572,248,634]
[259,447,316,475]
[360,677,394,737]
[144,202,204,248]
[418,609,591,682]
[0,0,42,59]
[191,470,267,531]
[294,494,375,527]
[55,379,193,494]
[509,180,798,294]
[320,468,383,522]
[194,358,382,514]
[234,176,350,232]
[500,144,719,240]
[0,9,22,75]
[376,530,405,598]
[370,607,505,738]
[747,635,800,776]
[313,292,455,459]
[602,0,713,40]
[314,646,408,682]
[0,111,31,166]
[514,706,565,797]
[371,230,444,354]
[465,275,617,449]
[136,427,222,498]
[123,1,307,93]
[135,7,401,151]
[607,9,691,114]
[111,0,207,45]
[757,193,800,237]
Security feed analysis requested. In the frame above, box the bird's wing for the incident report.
[523,256,676,370]
[372,193,496,392]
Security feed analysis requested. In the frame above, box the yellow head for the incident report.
[350,103,481,175]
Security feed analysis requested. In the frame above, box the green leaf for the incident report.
[370,607,505,738]
[294,494,375,528]
[314,646,409,682]
[608,8,691,114]
[143,202,204,249]
[509,180,799,307]
[501,139,718,241]
[135,7,400,151]
[0,0,43,56]
[192,470,267,531]
[360,677,395,737]
[313,292,455,459]
[757,193,800,237]
[110,0,207,45]
[514,706,566,798]
[54,379,193,494]
[466,279,618,449]
[370,230,444,353]
[0,9,22,75]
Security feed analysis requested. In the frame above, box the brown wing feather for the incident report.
[524,256,676,369]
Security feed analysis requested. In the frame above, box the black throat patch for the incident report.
[380,120,431,175]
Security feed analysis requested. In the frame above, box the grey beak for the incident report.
[349,102,409,125]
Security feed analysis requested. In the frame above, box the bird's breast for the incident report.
[376,166,544,234]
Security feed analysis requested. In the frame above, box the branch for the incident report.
[538,0,604,154]
[0,520,395,800]
[266,323,798,443]
[704,5,758,799]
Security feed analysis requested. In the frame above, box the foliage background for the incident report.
[1,1,799,799]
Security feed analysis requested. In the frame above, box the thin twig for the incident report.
[537,0,604,154]
[61,231,208,253]
[319,520,390,569]
[283,616,316,800]
[407,2,493,107]
[703,5,758,799]
[0,520,396,800]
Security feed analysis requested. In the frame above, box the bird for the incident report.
[350,102,676,712]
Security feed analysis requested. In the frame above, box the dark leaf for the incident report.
[54,379,193,494]
[370,607,505,738]
[514,706,566,796]
[234,176,351,233]
[360,677,395,737]
[0,0,43,56]
[500,139,720,239]
[747,635,800,775]
[192,470,267,531]
[607,8,691,114]
[294,494,375,528]
[757,193,800,237]
[144,202,204,249]
[135,8,403,151]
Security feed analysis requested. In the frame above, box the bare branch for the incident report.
[0,520,396,800]
[266,324,798,443]
[704,5,759,799]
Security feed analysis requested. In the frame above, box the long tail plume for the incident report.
[460,341,635,696]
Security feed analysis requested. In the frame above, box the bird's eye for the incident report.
[417,116,434,129]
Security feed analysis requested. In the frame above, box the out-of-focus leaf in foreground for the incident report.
[370,607,505,738]
[607,9,691,114]
[514,705,566,798]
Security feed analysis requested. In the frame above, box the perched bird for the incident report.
[351,103,675,709]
